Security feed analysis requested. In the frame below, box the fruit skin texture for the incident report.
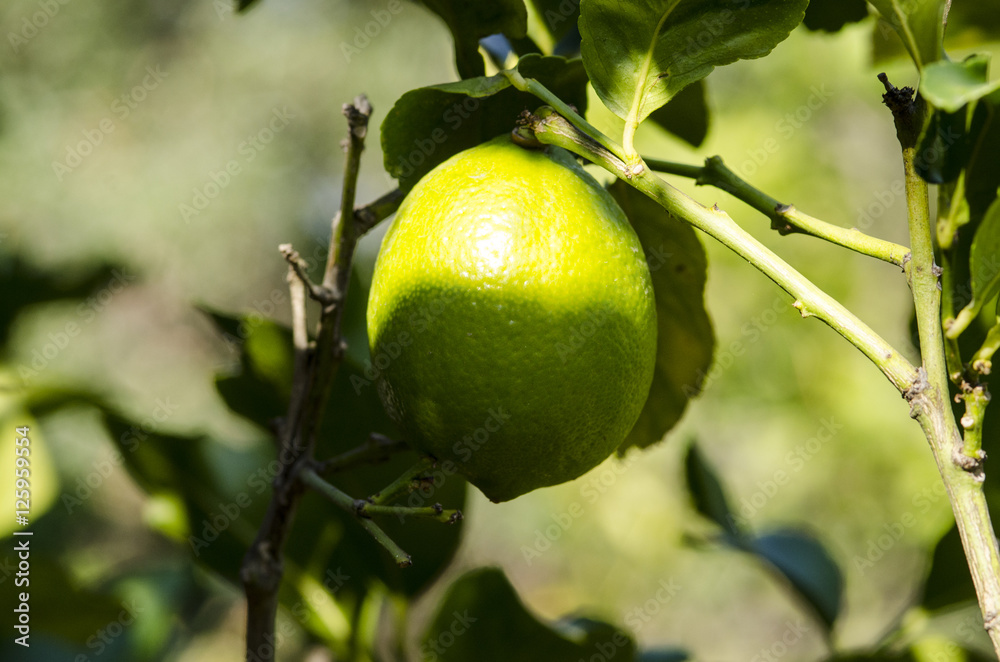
[367,135,656,502]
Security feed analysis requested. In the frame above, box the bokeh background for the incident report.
[2,0,1000,660]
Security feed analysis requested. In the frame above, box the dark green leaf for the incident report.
[421,567,635,662]
[420,0,528,79]
[920,55,999,113]
[964,94,1000,225]
[0,255,130,347]
[381,54,588,191]
[580,0,808,124]
[957,195,1000,326]
[608,182,714,452]
[914,106,973,184]
[648,79,709,147]
[751,530,843,630]
[921,524,975,610]
[867,0,945,69]
[683,442,741,539]
[526,0,581,44]
[802,0,868,32]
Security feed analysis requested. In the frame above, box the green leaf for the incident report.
[648,79,709,147]
[921,56,1000,114]
[953,195,1000,331]
[636,651,691,662]
[867,0,945,69]
[802,0,868,32]
[0,254,130,346]
[683,441,741,539]
[921,524,975,610]
[914,106,973,184]
[381,54,588,191]
[608,181,714,452]
[579,0,808,126]
[421,567,635,662]
[420,0,528,79]
[526,0,581,45]
[751,530,843,630]
[964,96,1000,225]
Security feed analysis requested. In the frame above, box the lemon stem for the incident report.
[644,156,911,269]
[525,107,918,391]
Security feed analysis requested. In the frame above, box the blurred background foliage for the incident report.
[1,0,1000,660]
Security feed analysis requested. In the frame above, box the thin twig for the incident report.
[645,156,910,269]
[370,457,436,505]
[300,468,414,566]
[241,95,377,662]
[280,243,334,303]
[315,434,410,474]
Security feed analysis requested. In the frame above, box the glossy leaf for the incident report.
[420,0,528,79]
[802,0,868,33]
[867,0,945,69]
[914,107,973,184]
[683,442,740,539]
[648,79,709,147]
[920,55,999,114]
[964,96,1000,224]
[955,196,1000,327]
[381,54,588,191]
[751,530,843,630]
[421,567,635,662]
[609,182,714,452]
[579,0,808,124]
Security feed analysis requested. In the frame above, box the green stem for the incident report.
[972,322,1000,375]
[361,503,462,524]
[369,457,436,505]
[646,156,911,268]
[899,137,1000,657]
[526,110,918,392]
[300,468,413,567]
[504,69,629,166]
[316,434,409,474]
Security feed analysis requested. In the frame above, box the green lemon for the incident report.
[367,134,656,502]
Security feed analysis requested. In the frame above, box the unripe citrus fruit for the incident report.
[367,135,656,502]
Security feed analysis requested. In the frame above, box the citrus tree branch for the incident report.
[241,95,397,662]
[516,109,919,393]
[315,433,410,475]
[880,74,1000,657]
[645,156,911,269]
